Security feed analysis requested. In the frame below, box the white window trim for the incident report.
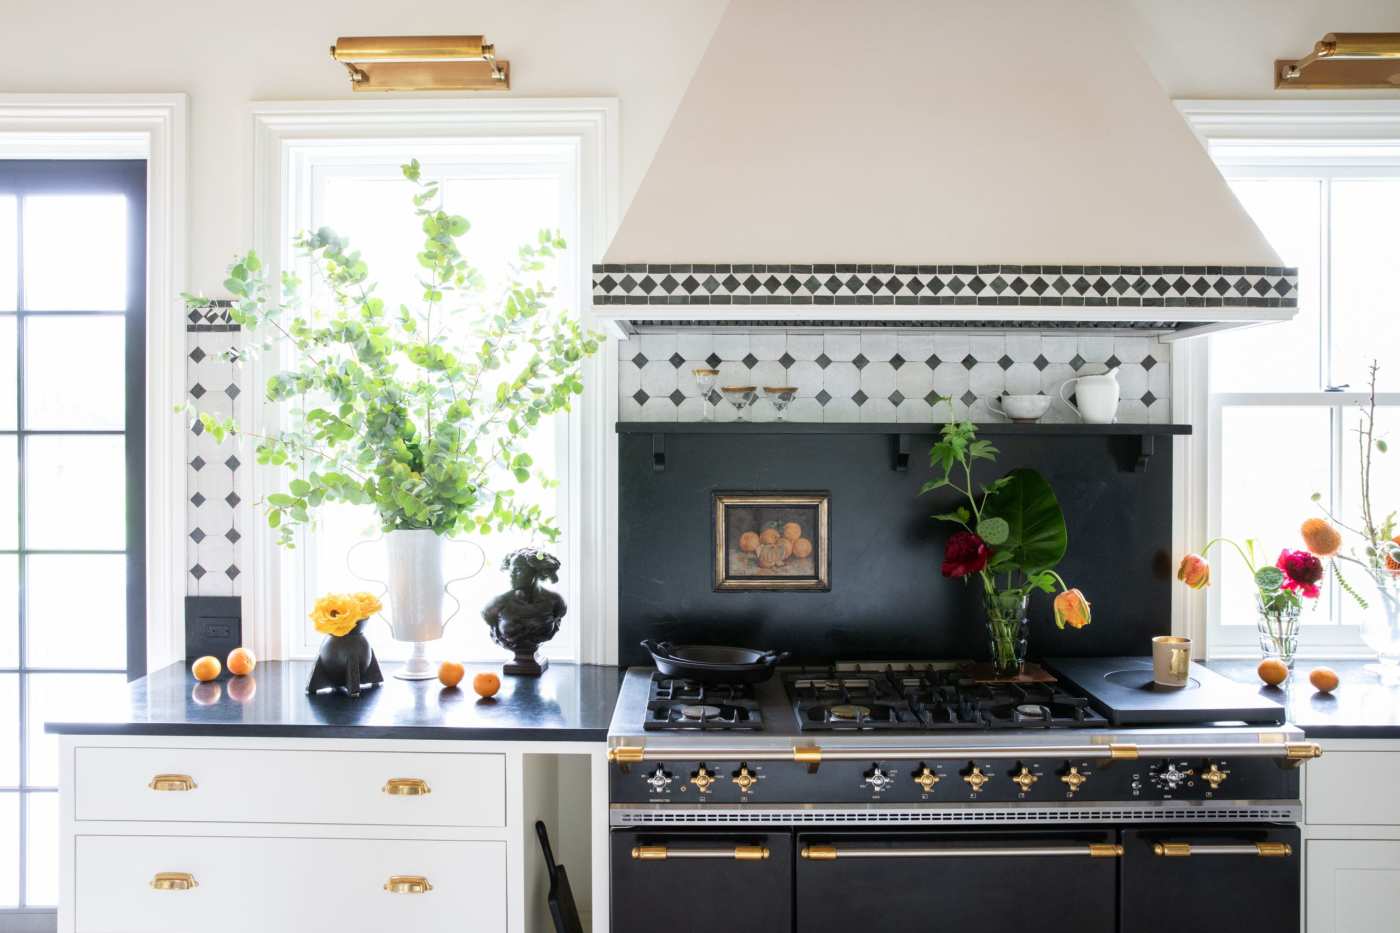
[247,98,620,664]
[0,93,189,675]
[1176,99,1400,658]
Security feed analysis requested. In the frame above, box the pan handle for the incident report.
[640,639,674,660]
[758,650,791,666]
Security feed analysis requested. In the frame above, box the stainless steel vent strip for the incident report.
[608,742,1320,763]
[610,804,1301,826]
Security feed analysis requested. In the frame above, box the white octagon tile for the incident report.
[641,362,678,397]
[788,360,824,397]
[822,361,860,398]
[749,333,787,361]
[786,333,824,360]
[1004,362,1041,396]
[933,363,970,397]
[970,334,1005,362]
[859,399,897,422]
[860,362,897,399]
[895,363,934,399]
[822,398,860,423]
[824,333,860,361]
[968,362,1005,398]
[750,360,788,390]
[713,334,750,361]
[859,331,897,362]
[786,397,824,422]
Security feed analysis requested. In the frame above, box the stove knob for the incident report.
[913,766,941,793]
[1156,763,1194,790]
[1201,763,1229,791]
[690,767,716,794]
[732,765,758,793]
[644,766,673,792]
[963,767,990,792]
[864,766,894,791]
[1060,766,1088,794]
[1011,766,1039,793]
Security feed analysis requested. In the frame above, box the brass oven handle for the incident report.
[609,742,1321,764]
[382,777,432,796]
[1153,842,1293,858]
[801,844,1123,860]
[148,774,197,792]
[632,845,771,861]
[150,872,198,891]
[384,875,434,894]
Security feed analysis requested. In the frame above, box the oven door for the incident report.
[1121,825,1300,933]
[610,830,792,933]
[795,829,1119,933]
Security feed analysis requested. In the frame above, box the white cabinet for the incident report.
[1304,749,1400,826]
[1305,840,1400,933]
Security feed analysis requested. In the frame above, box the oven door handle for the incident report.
[1153,842,1293,858]
[632,844,771,861]
[801,843,1124,860]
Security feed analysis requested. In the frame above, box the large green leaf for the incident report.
[979,467,1068,573]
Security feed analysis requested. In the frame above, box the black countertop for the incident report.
[44,659,623,742]
[1207,659,1400,739]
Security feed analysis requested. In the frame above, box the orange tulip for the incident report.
[1053,588,1092,630]
[1177,554,1211,590]
[1386,535,1400,576]
[1300,518,1342,558]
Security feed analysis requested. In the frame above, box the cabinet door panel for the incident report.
[1306,840,1400,933]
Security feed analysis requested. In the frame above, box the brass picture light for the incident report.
[330,36,510,91]
[1276,33,1400,89]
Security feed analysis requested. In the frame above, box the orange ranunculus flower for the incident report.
[1300,518,1343,558]
[1177,553,1211,590]
[352,592,383,620]
[310,594,361,637]
[1053,588,1092,630]
[1386,535,1400,576]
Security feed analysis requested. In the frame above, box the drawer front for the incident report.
[75,835,506,933]
[1306,750,1400,826]
[75,747,505,827]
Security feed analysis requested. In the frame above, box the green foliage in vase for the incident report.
[184,160,601,547]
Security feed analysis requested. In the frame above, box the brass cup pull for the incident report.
[150,872,198,891]
[382,777,431,796]
[148,774,197,792]
[631,845,770,861]
[1153,842,1293,858]
[384,875,433,894]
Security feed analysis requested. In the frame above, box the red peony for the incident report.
[942,531,990,578]
[1276,549,1324,599]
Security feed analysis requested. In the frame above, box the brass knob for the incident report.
[1201,763,1229,791]
[963,767,990,792]
[732,766,757,793]
[150,872,197,891]
[148,774,197,792]
[1061,766,1088,793]
[383,777,431,796]
[1011,766,1038,793]
[384,875,433,894]
[913,766,941,792]
[691,767,716,793]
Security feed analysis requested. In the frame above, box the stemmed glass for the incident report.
[693,368,719,421]
[721,386,757,421]
[763,386,797,421]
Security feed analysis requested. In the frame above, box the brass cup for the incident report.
[1151,635,1192,688]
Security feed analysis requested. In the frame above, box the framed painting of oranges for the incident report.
[712,492,831,591]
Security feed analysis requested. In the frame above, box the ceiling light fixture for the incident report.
[330,36,509,92]
[1276,33,1400,89]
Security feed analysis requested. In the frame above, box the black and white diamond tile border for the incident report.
[618,331,1171,425]
[592,263,1298,311]
[186,307,243,596]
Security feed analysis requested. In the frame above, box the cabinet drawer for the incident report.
[1305,750,1400,826]
[75,747,505,827]
[75,835,505,933]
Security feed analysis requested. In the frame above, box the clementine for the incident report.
[758,527,781,546]
[782,522,802,541]
[438,661,465,688]
[1257,658,1289,686]
[738,531,760,553]
[1309,666,1339,694]
[792,537,813,559]
[473,672,502,698]
[226,647,256,676]
[191,655,221,682]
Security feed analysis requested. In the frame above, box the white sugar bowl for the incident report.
[990,394,1052,423]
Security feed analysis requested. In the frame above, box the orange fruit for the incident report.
[759,527,781,546]
[191,655,221,682]
[792,537,813,559]
[473,672,501,698]
[226,647,256,676]
[1309,666,1339,693]
[438,661,465,688]
[738,531,760,553]
[782,522,802,541]
[1257,658,1289,687]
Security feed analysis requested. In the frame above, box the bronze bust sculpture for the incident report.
[482,548,566,676]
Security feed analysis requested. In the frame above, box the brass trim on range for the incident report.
[1285,743,1323,760]
[150,872,198,891]
[148,774,197,792]
[793,746,822,764]
[608,746,646,764]
[384,875,434,894]
[800,844,1124,860]
[329,35,509,92]
[631,845,771,861]
[609,742,1317,764]
[382,777,432,796]
[1277,33,1400,88]
[1153,842,1293,858]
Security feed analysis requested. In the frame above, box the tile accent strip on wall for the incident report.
[186,300,242,596]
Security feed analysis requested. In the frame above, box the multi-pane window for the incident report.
[0,160,145,911]
[1205,142,1400,652]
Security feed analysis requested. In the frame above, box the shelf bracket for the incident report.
[893,433,912,472]
[1135,434,1155,473]
[652,433,666,472]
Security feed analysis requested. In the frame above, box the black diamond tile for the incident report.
[778,352,796,368]
[961,355,977,370]
[1105,354,1121,369]
[668,352,685,368]
[815,353,832,369]
[190,456,206,471]
[924,390,942,406]
[1142,390,1158,407]
[191,420,204,436]
[852,353,869,370]
[190,563,206,581]
[1033,354,1050,371]
[997,355,1014,370]
[851,389,869,406]
[226,528,241,543]
[889,353,905,370]
[631,352,648,368]
[742,353,758,368]
[705,353,722,369]
[190,492,206,507]
[225,492,241,508]
[815,389,832,406]
[190,527,206,543]
[889,390,905,405]
[668,389,685,406]
[1142,354,1157,371]
[190,383,206,399]
[189,346,206,363]
[1069,354,1086,371]
[925,354,941,368]
[226,565,240,581]
[960,390,978,406]
[225,455,241,471]
[707,389,723,405]
[187,309,203,324]
[632,389,649,405]
[225,383,240,399]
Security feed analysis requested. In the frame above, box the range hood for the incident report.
[592,0,1296,341]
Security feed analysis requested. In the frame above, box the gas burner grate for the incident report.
[644,674,764,731]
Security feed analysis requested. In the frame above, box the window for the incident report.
[1182,104,1400,654]
[0,160,146,911]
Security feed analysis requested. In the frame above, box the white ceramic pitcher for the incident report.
[1059,367,1121,424]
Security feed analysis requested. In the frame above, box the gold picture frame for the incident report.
[713,492,830,591]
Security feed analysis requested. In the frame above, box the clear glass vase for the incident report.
[1255,598,1301,667]
[984,590,1029,677]
[1359,566,1400,684]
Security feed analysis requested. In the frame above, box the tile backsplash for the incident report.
[185,301,243,597]
[618,331,1171,424]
